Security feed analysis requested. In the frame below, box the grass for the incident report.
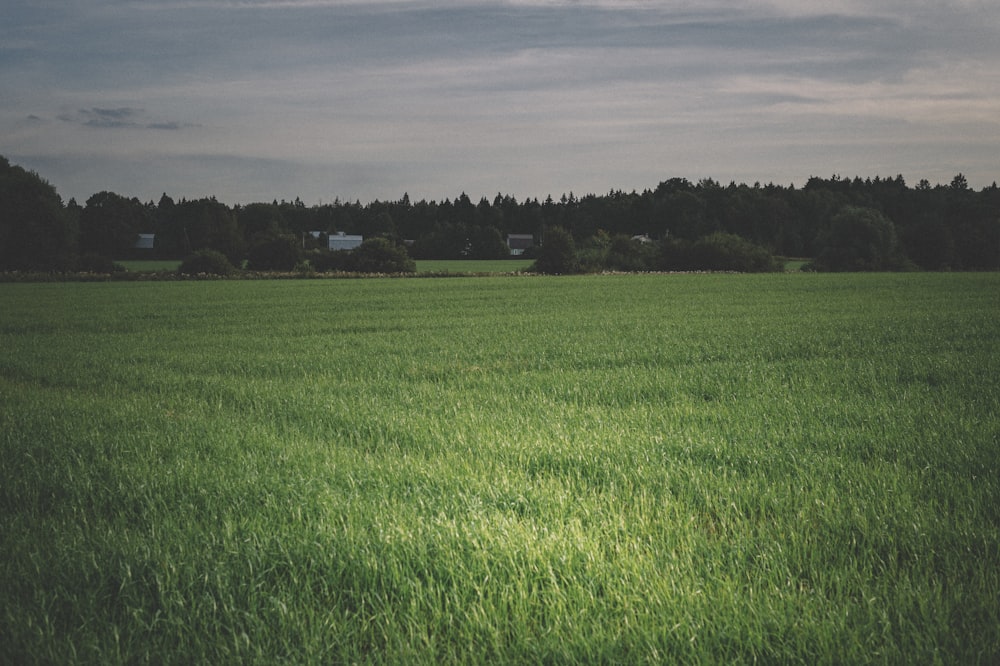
[116,259,183,272]
[1,273,998,664]
[117,258,534,274]
[776,257,811,271]
[415,259,533,273]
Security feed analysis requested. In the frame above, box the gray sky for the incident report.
[3,0,999,205]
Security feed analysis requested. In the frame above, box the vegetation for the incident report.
[178,248,239,276]
[347,237,416,274]
[246,234,302,272]
[531,226,580,274]
[2,273,998,663]
[807,206,911,272]
[414,259,533,274]
[3,155,1000,276]
[0,155,78,271]
[117,259,183,272]
[659,233,782,272]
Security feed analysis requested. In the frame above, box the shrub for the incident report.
[347,238,415,273]
[657,233,780,272]
[76,253,125,274]
[303,248,351,273]
[245,234,301,271]
[531,227,581,274]
[178,249,237,276]
[605,235,656,272]
[690,233,781,272]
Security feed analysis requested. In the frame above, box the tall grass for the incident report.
[1,273,998,663]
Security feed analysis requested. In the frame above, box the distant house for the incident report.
[134,234,155,250]
[329,232,363,251]
[507,234,534,256]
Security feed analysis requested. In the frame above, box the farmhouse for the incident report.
[507,233,534,256]
[329,232,363,251]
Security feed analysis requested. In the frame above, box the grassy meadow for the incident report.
[415,259,533,274]
[115,258,535,274]
[1,273,998,664]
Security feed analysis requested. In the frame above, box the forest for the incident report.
[2,154,998,274]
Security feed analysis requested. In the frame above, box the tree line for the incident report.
[2,154,998,274]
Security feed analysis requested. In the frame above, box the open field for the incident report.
[116,259,184,273]
[116,259,535,274]
[415,259,533,274]
[1,273,998,664]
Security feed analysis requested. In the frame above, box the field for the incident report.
[116,260,186,273]
[415,259,533,274]
[116,259,534,274]
[1,273,998,664]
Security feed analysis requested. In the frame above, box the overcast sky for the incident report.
[2,0,999,205]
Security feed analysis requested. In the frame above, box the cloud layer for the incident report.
[2,0,998,203]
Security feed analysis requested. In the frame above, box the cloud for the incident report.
[56,107,196,130]
[3,0,999,204]
[80,107,145,128]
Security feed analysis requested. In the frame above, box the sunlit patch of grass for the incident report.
[1,273,998,663]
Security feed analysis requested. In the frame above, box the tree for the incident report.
[689,233,781,272]
[945,174,1000,270]
[0,156,78,271]
[531,226,580,274]
[604,234,655,272]
[173,198,245,264]
[79,191,147,259]
[655,233,780,272]
[901,216,956,270]
[409,222,469,259]
[237,202,286,245]
[467,226,510,260]
[347,238,415,273]
[811,206,908,271]
[246,234,301,271]
[178,249,238,276]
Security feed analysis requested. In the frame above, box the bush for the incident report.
[178,249,237,276]
[657,233,780,272]
[246,234,301,271]
[605,235,656,272]
[690,233,781,272]
[303,248,350,273]
[346,238,415,273]
[76,253,125,274]
[531,227,581,274]
[575,233,657,272]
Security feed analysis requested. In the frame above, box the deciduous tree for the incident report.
[0,156,77,271]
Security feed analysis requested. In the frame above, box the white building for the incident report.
[507,234,534,256]
[329,232,363,251]
[134,234,155,250]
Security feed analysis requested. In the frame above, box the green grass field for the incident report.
[116,259,184,272]
[415,259,533,274]
[117,259,534,274]
[1,273,998,664]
